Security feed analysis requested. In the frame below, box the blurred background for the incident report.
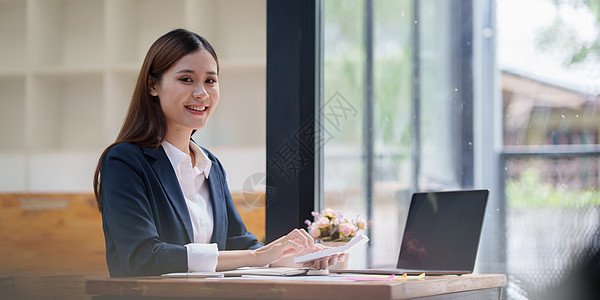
[321,0,599,299]
[0,0,598,299]
[0,0,268,282]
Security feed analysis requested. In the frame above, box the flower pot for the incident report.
[320,240,349,269]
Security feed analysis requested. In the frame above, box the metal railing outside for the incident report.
[501,145,600,300]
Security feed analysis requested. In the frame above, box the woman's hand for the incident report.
[268,231,345,270]
[253,229,314,267]
[218,228,342,271]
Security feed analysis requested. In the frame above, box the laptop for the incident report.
[331,189,489,275]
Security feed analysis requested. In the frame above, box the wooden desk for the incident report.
[86,274,506,300]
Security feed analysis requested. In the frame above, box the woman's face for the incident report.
[150,49,220,136]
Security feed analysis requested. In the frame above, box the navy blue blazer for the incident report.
[100,142,262,277]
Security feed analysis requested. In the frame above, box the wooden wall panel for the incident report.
[0,194,107,275]
[231,193,266,242]
[0,193,265,275]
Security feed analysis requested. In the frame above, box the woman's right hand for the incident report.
[253,229,314,266]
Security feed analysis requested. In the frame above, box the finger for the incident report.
[287,229,311,249]
[295,228,313,248]
[304,243,325,254]
[312,243,326,251]
[284,240,304,254]
[319,257,329,270]
[327,255,338,267]
[298,228,315,248]
[312,259,321,270]
[268,234,288,247]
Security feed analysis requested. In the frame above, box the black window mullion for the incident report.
[450,0,474,187]
[411,0,421,191]
[266,0,319,243]
[364,0,375,268]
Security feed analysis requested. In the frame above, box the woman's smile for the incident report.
[185,105,209,113]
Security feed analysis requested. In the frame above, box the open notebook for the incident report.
[162,267,330,278]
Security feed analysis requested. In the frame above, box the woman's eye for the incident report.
[206,78,217,84]
[179,77,193,83]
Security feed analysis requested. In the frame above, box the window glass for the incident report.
[322,0,368,267]
[499,0,600,298]
[419,0,459,189]
[323,0,599,294]
[370,0,414,267]
[322,0,467,268]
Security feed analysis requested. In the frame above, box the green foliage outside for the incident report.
[506,167,600,208]
[323,0,366,144]
[323,0,414,181]
[536,0,600,64]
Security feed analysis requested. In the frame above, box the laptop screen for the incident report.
[396,189,489,271]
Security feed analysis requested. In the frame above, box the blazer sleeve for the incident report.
[210,152,264,251]
[101,144,188,277]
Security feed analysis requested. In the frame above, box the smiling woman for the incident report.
[92,29,341,277]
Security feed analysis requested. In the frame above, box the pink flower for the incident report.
[316,217,330,229]
[357,219,367,230]
[309,224,321,238]
[322,208,336,219]
[340,223,357,237]
[351,224,358,235]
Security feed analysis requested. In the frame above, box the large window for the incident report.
[266,2,599,298]
[322,0,483,269]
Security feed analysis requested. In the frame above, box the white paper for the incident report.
[222,267,308,277]
[232,274,391,282]
[294,234,369,264]
[161,272,224,278]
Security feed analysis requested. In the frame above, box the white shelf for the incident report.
[0,77,26,150]
[104,71,137,143]
[107,63,140,74]
[28,151,100,192]
[106,0,186,65]
[0,0,26,70]
[0,153,27,191]
[32,66,105,76]
[30,0,105,68]
[220,59,267,70]
[0,0,267,192]
[28,73,104,150]
[210,0,266,61]
[0,69,27,77]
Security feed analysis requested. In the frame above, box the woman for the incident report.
[93,29,339,277]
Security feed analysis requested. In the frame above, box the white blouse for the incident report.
[162,140,219,272]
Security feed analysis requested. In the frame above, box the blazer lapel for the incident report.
[207,162,227,250]
[143,146,194,243]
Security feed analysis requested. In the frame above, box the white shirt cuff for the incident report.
[184,243,219,272]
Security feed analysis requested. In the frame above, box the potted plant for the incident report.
[305,208,367,268]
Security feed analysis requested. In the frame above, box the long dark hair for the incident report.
[93,29,219,210]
